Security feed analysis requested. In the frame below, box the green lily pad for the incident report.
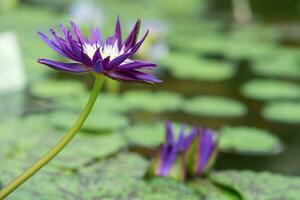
[124,123,165,147]
[122,90,184,113]
[211,170,300,200]
[30,79,87,100]
[161,53,236,81]
[251,50,300,79]
[5,153,200,200]
[263,102,300,123]
[183,96,247,117]
[124,122,194,148]
[169,34,229,55]
[220,126,282,154]
[225,40,276,60]
[61,93,129,113]
[51,133,126,168]
[50,111,129,133]
[241,79,300,100]
[0,113,127,170]
[189,179,240,200]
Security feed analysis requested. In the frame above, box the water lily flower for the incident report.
[38,17,161,83]
[0,17,161,199]
[146,121,197,181]
[185,127,218,177]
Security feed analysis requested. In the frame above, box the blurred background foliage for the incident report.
[1,0,300,199]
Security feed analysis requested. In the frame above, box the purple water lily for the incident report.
[146,121,197,180]
[38,17,161,84]
[185,127,218,177]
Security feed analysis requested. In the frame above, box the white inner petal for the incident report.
[83,41,127,62]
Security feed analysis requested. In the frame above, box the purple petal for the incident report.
[49,29,77,60]
[128,30,149,55]
[94,60,104,73]
[90,28,103,45]
[114,16,122,48]
[166,121,175,145]
[69,21,85,43]
[124,19,141,49]
[38,59,91,73]
[92,47,102,63]
[128,70,162,83]
[107,52,131,70]
[38,31,68,57]
[115,60,157,71]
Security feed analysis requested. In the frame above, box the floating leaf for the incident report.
[263,101,300,123]
[50,111,128,133]
[211,170,300,200]
[241,79,300,100]
[183,96,247,117]
[124,123,194,147]
[5,153,200,200]
[252,50,300,79]
[122,90,184,113]
[189,179,240,200]
[220,126,282,154]
[30,79,87,99]
[161,53,236,81]
[61,93,130,113]
[169,34,229,55]
[51,133,127,168]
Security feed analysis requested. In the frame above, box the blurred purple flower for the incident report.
[38,17,161,84]
[146,121,197,180]
[185,127,218,177]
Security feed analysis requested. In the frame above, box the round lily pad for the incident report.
[122,90,184,113]
[52,133,127,168]
[161,53,236,81]
[61,93,130,113]
[220,126,282,154]
[124,123,165,147]
[252,53,300,79]
[124,122,193,147]
[241,79,300,100]
[50,111,129,133]
[4,153,200,200]
[211,170,300,200]
[30,79,88,99]
[169,34,229,55]
[189,179,240,200]
[263,101,300,124]
[183,96,247,117]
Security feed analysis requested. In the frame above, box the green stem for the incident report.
[0,77,105,200]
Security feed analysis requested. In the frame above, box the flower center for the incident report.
[83,42,125,61]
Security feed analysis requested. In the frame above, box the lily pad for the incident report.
[183,96,247,117]
[252,51,300,79]
[61,93,130,113]
[30,79,87,100]
[220,126,282,154]
[169,34,229,55]
[263,101,300,124]
[0,113,127,170]
[51,133,127,168]
[241,79,300,100]
[211,170,300,200]
[124,123,165,147]
[50,111,129,133]
[161,53,236,81]
[189,179,240,200]
[124,122,194,148]
[5,153,200,200]
[122,90,184,113]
